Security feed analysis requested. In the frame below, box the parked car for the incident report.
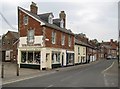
[106,55,112,60]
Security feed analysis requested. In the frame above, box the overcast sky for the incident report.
[0,0,119,42]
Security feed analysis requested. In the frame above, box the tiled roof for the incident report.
[38,13,53,23]
[53,18,61,27]
[18,7,74,35]
[75,39,93,48]
[2,31,19,39]
[10,31,19,39]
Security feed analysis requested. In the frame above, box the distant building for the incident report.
[100,39,118,59]
[2,31,19,62]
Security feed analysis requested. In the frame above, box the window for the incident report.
[2,41,5,45]
[21,51,41,64]
[48,15,53,24]
[67,53,74,65]
[68,35,72,47]
[8,41,10,44]
[27,29,34,44]
[60,19,64,28]
[51,31,56,44]
[83,48,85,55]
[21,51,26,63]
[23,15,28,25]
[52,52,60,64]
[61,34,65,45]
[78,47,80,55]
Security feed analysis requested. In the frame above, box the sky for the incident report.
[0,0,119,42]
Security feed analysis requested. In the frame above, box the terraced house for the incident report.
[18,2,74,70]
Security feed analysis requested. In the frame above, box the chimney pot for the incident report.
[30,2,38,14]
[59,11,66,28]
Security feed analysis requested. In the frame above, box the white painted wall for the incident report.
[19,36,43,47]
[74,45,86,64]
[34,36,43,45]
[19,37,27,47]
[5,50,11,61]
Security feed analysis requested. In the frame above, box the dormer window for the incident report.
[60,19,64,28]
[48,14,53,24]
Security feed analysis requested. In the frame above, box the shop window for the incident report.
[67,53,74,64]
[34,52,40,64]
[52,51,60,64]
[21,51,26,63]
[28,52,33,63]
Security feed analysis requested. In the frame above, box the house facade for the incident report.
[75,33,97,63]
[74,39,87,64]
[18,2,74,70]
[2,31,19,62]
[100,39,118,59]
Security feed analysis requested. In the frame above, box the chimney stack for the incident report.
[59,11,66,28]
[110,39,113,43]
[30,2,38,14]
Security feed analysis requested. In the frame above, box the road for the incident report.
[2,59,118,88]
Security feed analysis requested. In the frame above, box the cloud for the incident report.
[0,1,118,41]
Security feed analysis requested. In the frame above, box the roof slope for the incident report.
[18,7,74,35]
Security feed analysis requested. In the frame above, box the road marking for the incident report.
[101,61,115,74]
[44,84,53,89]
[47,84,53,87]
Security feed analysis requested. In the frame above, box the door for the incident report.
[5,51,11,61]
[46,53,51,69]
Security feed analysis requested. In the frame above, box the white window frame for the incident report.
[27,29,34,44]
[61,34,65,45]
[68,35,71,47]
[52,31,56,44]
[24,15,28,25]
[48,14,53,24]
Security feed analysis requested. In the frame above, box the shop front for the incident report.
[18,47,67,70]
[66,51,74,66]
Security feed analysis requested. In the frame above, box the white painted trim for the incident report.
[67,50,74,53]
[19,7,45,25]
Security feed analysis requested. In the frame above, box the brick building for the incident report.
[2,31,19,62]
[100,39,118,59]
[18,2,74,70]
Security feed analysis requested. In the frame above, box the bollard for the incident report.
[16,64,19,76]
[1,63,4,78]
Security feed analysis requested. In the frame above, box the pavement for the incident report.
[1,62,56,85]
[0,59,105,86]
